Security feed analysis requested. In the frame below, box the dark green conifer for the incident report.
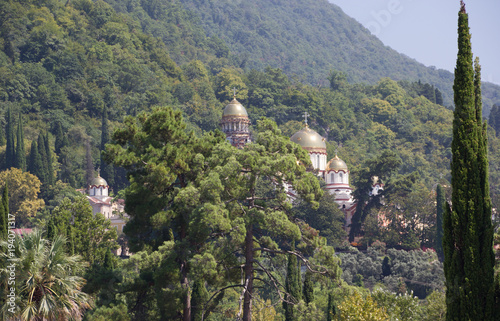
[67,225,75,256]
[2,184,9,232]
[284,253,301,321]
[0,195,6,239]
[37,134,48,184]
[191,279,208,321]
[444,2,495,320]
[14,113,26,171]
[327,292,337,321]
[382,256,391,277]
[5,107,15,169]
[44,133,54,185]
[46,218,56,241]
[303,270,314,305]
[29,140,44,182]
[54,122,66,155]
[2,183,9,216]
[436,184,445,261]
[0,121,5,146]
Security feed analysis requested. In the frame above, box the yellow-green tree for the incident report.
[0,168,44,226]
[335,291,388,321]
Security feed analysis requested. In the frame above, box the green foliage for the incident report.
[0,189,6,240]
[340,245,444,299]
[49,196,118,265]
[191,280,209,321]
[444,3,495,320]
[303,270,314,305]
[334,291,388,321]
[84,303,131,321]
[435,184,445,261]
[284,253,301,320]
[294,192,346,247]
[14,113,25,171]
[4,107,15,169]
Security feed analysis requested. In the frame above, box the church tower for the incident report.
[87,169,109,200]
[221,92,251,148]
[290,112,327,171]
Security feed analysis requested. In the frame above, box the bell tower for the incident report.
[221,89,251,148]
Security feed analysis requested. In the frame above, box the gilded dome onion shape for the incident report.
[290,126,327,152]
[90,175,108,186]
[326,155,348,172]
[222,98,249,117]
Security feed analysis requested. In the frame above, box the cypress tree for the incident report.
[46,218,56,241]
[14,113,26,171]
[326,292,337,321]
[0,121,5,146]
[29,140,44,181]
[44,132,54,185]
[191,279,208,321]
[303,270,314,305]
[0,195,6,239]
[5,107,15,169]
[2,182,9,216]
[436,184,445,261]
[54,122,65,155]
[284,253,301,321]
[382,256,391,277]
[2,183,9,232]
[444,2,495,320]
[100,106,115,187]
[37,134,48,184]
[67,225,75,256]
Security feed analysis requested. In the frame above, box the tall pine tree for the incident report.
[435,184,445,262]
[14,113,26,171]
[443,2,495,320]
[44,133,54,185]
[4,107,15,169]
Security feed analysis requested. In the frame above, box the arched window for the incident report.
[331,173,334,183]
[339,172,343,183]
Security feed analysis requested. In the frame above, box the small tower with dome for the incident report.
[221,89,251,148]
[88,168,109,200]
[325,153,354,209]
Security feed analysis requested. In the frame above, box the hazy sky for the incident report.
[329,0,500,85]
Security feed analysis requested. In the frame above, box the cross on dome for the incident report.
[302,111,310,126]
[233,87,237,99]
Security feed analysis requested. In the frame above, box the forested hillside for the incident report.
[1,0,500,221]
[178,0,500,115]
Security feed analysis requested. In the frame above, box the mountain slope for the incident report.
[179,0,500,114]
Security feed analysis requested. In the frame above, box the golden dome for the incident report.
[326,155,348,172]
[223,98,248,117]
[290,126,326,150]
[91,175,108,187]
